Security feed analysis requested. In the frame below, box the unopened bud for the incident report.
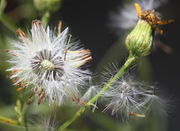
[125,20,153,56]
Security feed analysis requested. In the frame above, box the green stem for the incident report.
[41,11,50,27]
[0,116,19,125]
[58,54,138,131]
[15,100,29,130]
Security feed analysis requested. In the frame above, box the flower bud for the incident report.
[33,0,61,12]
[125,20,153,57]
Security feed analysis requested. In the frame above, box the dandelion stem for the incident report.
[0,116,19,125]
[59,54,138,131]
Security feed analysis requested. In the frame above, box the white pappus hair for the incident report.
[101,67,163,119]
[7,20,92,105]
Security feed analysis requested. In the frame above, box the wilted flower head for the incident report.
[110,0,169,31]
[122,1,174,56]
[102,75,161,119]
[110,0,174,55]
[7,20,92,105]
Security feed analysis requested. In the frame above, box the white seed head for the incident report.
[7,20,92,105]
[101,67,162,119]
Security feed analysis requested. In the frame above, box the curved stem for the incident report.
[58,54,138,131]
[0,116,19,125]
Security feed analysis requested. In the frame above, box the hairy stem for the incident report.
[58,54,138,131]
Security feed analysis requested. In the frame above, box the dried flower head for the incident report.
[110,0,170,31]
[7,20,92,105]
[125,2,174,56]
[134,3,174,31]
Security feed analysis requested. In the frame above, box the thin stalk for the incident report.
[58,54,138,131]
[41,11,50,27]
[15,100,29,130]
[0,116,19,125]
[22,103,28,131]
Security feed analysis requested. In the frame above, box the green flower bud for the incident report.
[33,0,61,12]
[125,20,153,57]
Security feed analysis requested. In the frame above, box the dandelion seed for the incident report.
[7,20,92,105]
[80,85,100,111]
[30,114,58,131]
[102,74,161,119]
[81,85,100,102]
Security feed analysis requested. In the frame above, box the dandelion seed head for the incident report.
[7,20,92,105]
[102,72,162,119]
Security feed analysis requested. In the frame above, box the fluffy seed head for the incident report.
[102,75,161,119]
[7,20,92,105]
